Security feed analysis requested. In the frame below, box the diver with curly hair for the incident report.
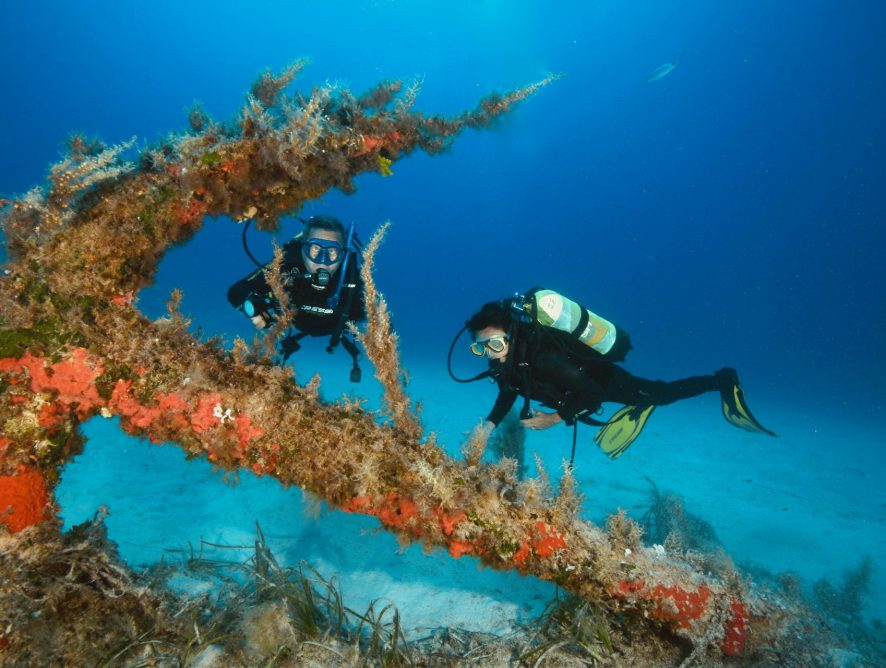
[454,289,775,459]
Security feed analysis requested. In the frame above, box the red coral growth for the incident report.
[109,380,162,430]
[37,401,67,431]
[107,385,263,459]
[721,598,749,655]
[14,348,105,421]
[354,130,404,157]
[513,541,531,566]
[0,358,24,380]
[111,290,138,308]
[377,493,419,533]
[175,189,209,225]
[0,465,50,533]
[339,493,421,536]
[448,540,474,558]
[509,522,567,566]
[434,507,466,536]
[109,384,232,449]
[234,415,263,450]
[2,349,106,433]
[340,495,374,513]
[154,392,191,431]
[190,395,222,433]
[250,443,281,477]
[612,579,723,639]
[532,521,567,558]
[648,584,712,629]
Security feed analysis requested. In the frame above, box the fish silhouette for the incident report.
[647,61,678,82]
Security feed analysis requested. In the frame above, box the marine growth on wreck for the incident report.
[0,64,844,665]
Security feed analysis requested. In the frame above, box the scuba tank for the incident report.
[513,288,631,362]
[447,287,631,384]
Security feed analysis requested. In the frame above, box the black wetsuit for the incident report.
[227,239,366,338]
[485,326,722,426]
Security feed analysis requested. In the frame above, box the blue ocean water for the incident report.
[3,0,885,634]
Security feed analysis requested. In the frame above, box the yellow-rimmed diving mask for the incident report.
[469,335,508,356]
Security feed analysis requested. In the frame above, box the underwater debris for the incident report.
[0,61,858,664]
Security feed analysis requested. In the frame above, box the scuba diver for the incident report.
[450,288,775,461]
[227,215,365,381]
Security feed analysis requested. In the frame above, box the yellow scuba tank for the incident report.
[525,288,623,358]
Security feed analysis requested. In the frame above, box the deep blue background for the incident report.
[2,0,884,433]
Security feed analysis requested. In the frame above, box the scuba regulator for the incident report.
[313,268,332,288]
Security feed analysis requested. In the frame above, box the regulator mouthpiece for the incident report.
[313,269,331,288]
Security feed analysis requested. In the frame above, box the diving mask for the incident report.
[470,335,509,356]
[302,238,344,266]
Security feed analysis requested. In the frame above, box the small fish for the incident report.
[647,61,678,82]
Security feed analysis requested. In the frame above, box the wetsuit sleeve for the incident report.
[485,385,518,426]
[227,267,272,313]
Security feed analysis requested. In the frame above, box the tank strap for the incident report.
[572,307,590,339]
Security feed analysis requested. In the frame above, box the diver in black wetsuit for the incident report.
[460,290,775,459]
[227,215,366,381]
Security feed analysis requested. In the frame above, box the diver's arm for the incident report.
[228,267,278,329]
[485,386,518,427]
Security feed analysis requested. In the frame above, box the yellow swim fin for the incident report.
[721,380,777,436]
[594,404,656,459]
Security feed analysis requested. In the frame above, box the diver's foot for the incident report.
[718,369,776,436]
[714,366,739,389]
[594,404,656,459]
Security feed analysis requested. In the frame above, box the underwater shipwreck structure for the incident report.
[0,65,844,665]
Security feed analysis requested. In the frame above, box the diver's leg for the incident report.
[602,366,721,407]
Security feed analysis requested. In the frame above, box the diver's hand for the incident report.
[521,411,563,430]
[250,314,269,329]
